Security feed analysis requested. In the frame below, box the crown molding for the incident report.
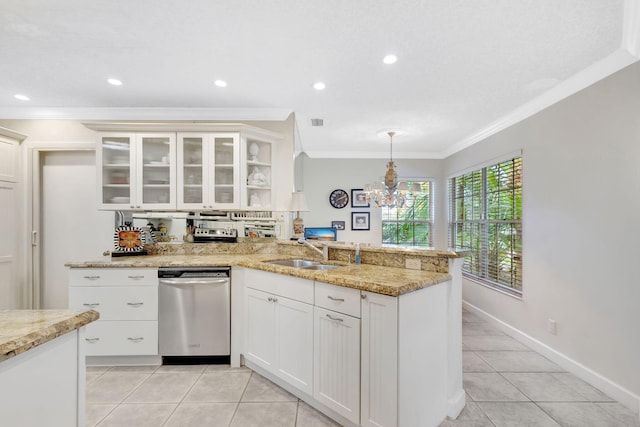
[302,150,444,159]
[0,107,292,121]
[440,49,639,158]
[0,126,28,142]
[623,0,640,57]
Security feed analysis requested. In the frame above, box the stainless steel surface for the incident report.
[266,259,320,267]
[158,266,230,357]
[301,264,340,271]
[297,238,329,261]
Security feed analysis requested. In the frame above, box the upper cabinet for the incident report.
[177,133,240,210]
[97,133,176,210]
[242,136,273,210]
[92,124,283,211]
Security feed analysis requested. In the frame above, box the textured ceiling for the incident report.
[0,0,631,157]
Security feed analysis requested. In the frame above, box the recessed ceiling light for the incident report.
[107,78,123,86]
[14,94,30,101]
[383,55,398,64]
[214,80,227,88]
[313,82,326,91]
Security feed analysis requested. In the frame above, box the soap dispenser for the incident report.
[355,243,361,265]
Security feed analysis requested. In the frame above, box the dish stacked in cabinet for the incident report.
[68,268,158,356]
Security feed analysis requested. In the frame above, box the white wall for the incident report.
[301,155,442,244]
[442,61,640,401]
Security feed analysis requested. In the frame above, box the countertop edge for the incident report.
[0,310,100,362]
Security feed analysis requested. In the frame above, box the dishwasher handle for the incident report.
[159,278,228,286]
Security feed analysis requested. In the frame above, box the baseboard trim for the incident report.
[462,301,640,418]
[447,388,466,418]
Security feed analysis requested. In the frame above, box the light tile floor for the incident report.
[85,309,639,427]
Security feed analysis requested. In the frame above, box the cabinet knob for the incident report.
[361,294,367,300]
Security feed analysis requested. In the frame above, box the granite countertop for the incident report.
[66,254,451,297]
[0,310,99,362]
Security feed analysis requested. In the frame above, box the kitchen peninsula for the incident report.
[0,309,99,427]
[66,241,465,427]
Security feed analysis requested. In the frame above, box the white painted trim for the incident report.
[441,49,639,158]
[303,150,444,159]
[462,301,640,417]
[23,141,96,308]
[0,127,27,142]
[624,0,640,57]
[0,107,292,121]
[82,121,284,139]
[445,149,523,180]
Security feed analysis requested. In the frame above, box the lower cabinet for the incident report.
[244,279,314,395]
[313,306,361,425]
[68,268,158,357]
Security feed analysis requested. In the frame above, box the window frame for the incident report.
[448,155,522,295]
[382,180,434,248]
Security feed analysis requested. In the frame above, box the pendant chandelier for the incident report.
[364,131,421,208]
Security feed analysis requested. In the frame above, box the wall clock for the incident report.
[329,189,349,209]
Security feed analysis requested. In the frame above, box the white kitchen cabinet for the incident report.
[241,136,274,210]
[97,132,176,210]
[177,132,240,210]
[313,305,361,425]
[361,291,398,427]
[244,284,314,395]
[68,268,158,357]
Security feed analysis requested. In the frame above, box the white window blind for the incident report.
[448,158,522,293]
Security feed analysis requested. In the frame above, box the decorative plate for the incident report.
[113,226,145,252]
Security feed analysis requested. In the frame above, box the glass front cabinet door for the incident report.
[137,133,176,210]
[98,133,135,209]
[97,132,176,210]
[177,132,240,210]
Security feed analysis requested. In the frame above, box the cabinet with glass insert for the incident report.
[177,132,240,210]
[97,132,176,210]
[242,137,273,210]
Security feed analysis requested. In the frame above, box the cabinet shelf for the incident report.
[104,164,130,168]
[103,184,130,188]
[247,161,271,167]
[215,164,234,168]
[143,184,170,188]
[144,164,170,168]
[246,185,271,190]
[183,164,202,168]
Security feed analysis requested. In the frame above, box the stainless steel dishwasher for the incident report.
[158,266,230,364]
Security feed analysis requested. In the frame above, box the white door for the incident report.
[40,150,113,308]
[245,288,277,370]
[313,306,361,424]
[276,296,314,395]
[0,182,18,308]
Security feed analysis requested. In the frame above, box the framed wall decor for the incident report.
[331,220,345,230]
[351,212,370,230]
[351,188,369,208]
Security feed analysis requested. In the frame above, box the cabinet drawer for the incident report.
[314,281,361,318]
[69,286,158,320]
[69,268,157,286]
[245,269,314,304]
[84,321,158,356]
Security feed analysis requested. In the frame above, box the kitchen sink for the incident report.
[300,264,340,271]
[266,259,320,268]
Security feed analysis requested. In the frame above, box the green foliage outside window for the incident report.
[449,158,522,292]
[382,182,433,247]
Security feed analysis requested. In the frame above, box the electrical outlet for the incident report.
[405,258,421,270]
[547,319,557,335]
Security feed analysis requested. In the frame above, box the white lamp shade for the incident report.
[290,191,310,212]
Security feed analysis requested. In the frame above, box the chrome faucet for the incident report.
[297,238,329,262]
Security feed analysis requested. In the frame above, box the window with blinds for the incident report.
[382,181,433,247]
[448,158,522,294]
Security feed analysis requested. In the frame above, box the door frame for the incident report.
[24,141,95,308]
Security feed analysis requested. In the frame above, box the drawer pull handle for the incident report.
[326,314,344,322]
[327,296,345,302]
[127,302,144,307]
[127,275,145,280]
[85,337,100,343]
[128,337,144,343]
[83,276,100,280]
[83,303,100,308]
